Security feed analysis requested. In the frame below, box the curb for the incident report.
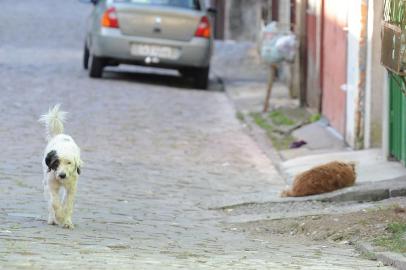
[356,242,406,270]
[211,176,406,210]
[222,81,288,180]
[314,176,406,203]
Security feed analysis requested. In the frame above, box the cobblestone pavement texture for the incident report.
[0,1,395,269]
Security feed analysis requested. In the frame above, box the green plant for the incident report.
[236,111,245,122]
[309,114,321,123]
[250,113,273,132]
[250,112,296,150]
[374,222,406,253]
[360,251,377,261]
[270,133,295,150]
[384,0,406,27]
[387,222,406,234]
[268,110,295,126]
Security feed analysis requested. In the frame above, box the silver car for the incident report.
[82,0,213,89]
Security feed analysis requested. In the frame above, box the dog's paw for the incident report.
[62,222,75,229]
[47,220,58,225]
[47,215,58,225]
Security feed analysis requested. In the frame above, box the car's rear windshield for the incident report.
[115,0,201,10]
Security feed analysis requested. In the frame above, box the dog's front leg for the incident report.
[48,184,64,225]
[62,182,77,229]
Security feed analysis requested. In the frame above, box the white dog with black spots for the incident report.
[39,104,83,229]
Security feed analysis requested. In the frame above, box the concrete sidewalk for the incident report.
[282,149,406,184]
[213,40,406,205]
[213,40,406,270]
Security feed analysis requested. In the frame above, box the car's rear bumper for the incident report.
[90,28,211,69]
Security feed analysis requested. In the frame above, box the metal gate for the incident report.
[389,74,406,165]
[382,0,406,165]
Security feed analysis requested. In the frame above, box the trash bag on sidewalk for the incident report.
[275,34,297,63]
[261,38,284,64]
[260,21,297,64]
[262,21,279,42]
[260,22,283,64]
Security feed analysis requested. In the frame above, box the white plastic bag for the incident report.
[275,34,297,63]
[260,22,297,64]
[260,22,284,64]
[261,38,284,64]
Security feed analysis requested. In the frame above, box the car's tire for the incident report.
[88,54,105,78]
[83,43,90,70]
[193,66,209,90]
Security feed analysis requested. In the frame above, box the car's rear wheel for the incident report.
[83,43,89,70]
[88,54,105,78]
[193,67,209,90]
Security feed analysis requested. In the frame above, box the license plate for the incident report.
[130,44,180,60]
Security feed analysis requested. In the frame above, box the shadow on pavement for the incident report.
[100,66,224,92]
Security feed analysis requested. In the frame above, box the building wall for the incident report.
[367,0,385,148]
[345,0,361,147]
[321,0,349,137]
[226,0,261,42]
[345,0,368,149]
[294,0,383,150]
[292,0,305,100]
[278,0,291,31]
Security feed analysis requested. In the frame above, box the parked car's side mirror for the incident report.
[79,0,98,5]
[207,7,217,14]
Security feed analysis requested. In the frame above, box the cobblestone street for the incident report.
[0,1,396,269]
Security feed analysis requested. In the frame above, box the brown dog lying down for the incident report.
[281,161,356,197]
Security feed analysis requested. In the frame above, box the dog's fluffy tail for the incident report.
[39,104,68,140]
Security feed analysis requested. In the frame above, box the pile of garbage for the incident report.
[260,22,297,64]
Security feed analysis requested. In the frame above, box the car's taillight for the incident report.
[102,7,119,28]
[194,16,211,38]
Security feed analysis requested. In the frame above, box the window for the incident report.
[115,0,201,10]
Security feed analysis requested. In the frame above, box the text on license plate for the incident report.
[130,44,180,59]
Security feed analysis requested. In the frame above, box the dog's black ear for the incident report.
[45,150,59,172]
[75,157,83,175]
